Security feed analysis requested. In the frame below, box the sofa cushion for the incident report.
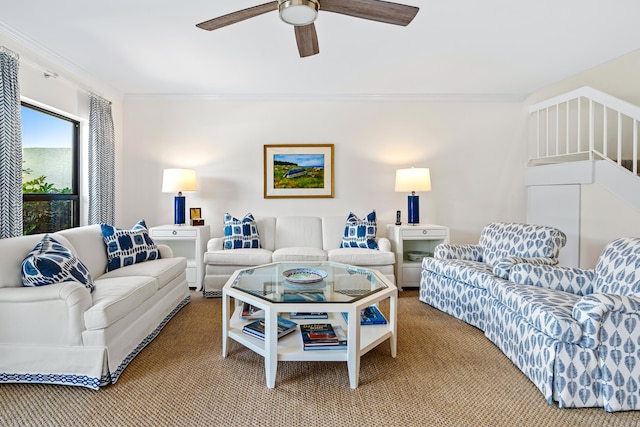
[328,247,395,266]
[21,235,94,292]
[274,217,323,249]
[479,222,566,267]
[593,237,640,295]
[487,279,583,343]
[272,247,327,262]
[100,257,187,290]
[101,220,161,272]
[224,212,261,249]
[204,249,273,266]
[84,276,157,330]
[421,257,496,290]
[340,211,378,250]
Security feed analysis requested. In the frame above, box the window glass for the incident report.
[21,103,79,234]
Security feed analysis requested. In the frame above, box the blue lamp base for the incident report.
[174,195,186,225]
[407,195,419,225]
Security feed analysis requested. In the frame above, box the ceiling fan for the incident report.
[196,0,419,58]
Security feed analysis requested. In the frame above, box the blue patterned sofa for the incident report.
[485,237,640,412]
[420,222,567,330]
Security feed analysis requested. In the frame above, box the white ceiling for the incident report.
[1,0,640,98]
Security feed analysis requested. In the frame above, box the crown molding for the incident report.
[124,92,527,103]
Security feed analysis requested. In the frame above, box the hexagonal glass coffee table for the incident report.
[222,261,398,388]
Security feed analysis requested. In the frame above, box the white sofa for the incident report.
[0,224,190,389]
[203,216,396,297]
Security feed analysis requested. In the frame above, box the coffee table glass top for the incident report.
[230,261,389,303]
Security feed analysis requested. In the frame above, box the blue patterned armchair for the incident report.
[487,237,640,411]
[420,222,567,329]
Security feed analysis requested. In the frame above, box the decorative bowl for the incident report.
[407,251,432,261]
[282,268,328,284]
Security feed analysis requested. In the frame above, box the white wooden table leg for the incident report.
[265,307,279,388]
[347,306,361,389]
[389,291,398,357]
[222,291,230,358]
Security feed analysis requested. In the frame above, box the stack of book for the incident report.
[290,312,328,319]
[242,317,297,341]
[300,323,347,350]
[342,305,388,325]
[240,302,264,320]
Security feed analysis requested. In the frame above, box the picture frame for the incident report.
[263,144,334,198]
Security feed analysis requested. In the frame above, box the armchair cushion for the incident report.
[21,235,94,293]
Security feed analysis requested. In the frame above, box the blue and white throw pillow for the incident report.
[224,213,261,249]
[101,220,161,272]
[21,234,95,292]
[340,211,379,250]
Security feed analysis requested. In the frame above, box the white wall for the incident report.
[122,97,528,239]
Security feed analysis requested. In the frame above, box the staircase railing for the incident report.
[529,86,640,175]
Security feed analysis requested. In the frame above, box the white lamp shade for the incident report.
[395,168,432,193]
[162,168,197,193]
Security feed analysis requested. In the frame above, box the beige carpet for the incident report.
[1,290,638,426]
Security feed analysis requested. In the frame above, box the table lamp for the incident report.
[162,168,197,225]
[395,167,431,225]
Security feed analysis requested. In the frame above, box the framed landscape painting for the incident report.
[264,144,334,198]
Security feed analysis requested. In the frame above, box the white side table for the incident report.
[386,224,450,291]
[149,225,210,291]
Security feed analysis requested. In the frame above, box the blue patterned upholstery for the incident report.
[421,222,567,330]
[101,220,161,272]
[21,235,94,292]
[480,222,567,268]
[223,213,261,249]
[340,211,379,250]
[423,234,640,412]
[509,264,595,295]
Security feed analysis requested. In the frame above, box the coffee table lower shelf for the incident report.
[222,293,397,389]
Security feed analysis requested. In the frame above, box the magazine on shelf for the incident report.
[342,305,388,325]
[242,317,298,340]
[239,302,265,320]
[289,312,328,319]
[300,323,339,347]
[303,325,347,350]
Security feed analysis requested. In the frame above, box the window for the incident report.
[21,103,80,235]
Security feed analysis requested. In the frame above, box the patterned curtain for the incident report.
[0,46,23,238]
[88,93,115,225]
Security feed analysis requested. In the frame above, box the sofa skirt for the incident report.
[419,269,489,330]
[484,298,603,409]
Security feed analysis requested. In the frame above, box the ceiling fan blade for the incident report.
[196,2,278,31]
[294,23,320,58]
[321,0,419,26]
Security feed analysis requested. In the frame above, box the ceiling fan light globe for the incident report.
[279,0,319,26]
